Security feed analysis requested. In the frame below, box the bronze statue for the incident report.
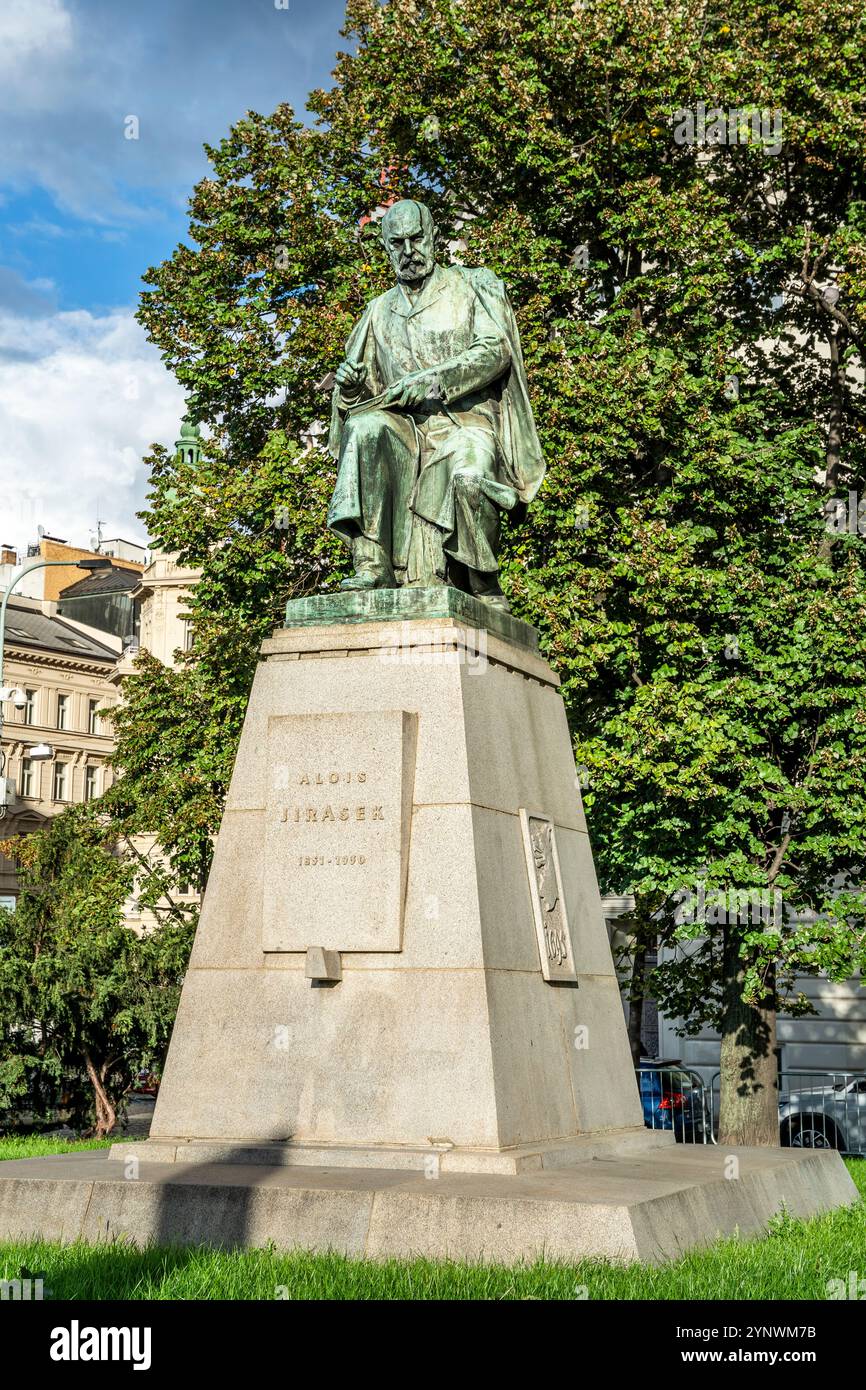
[327,199,545,611]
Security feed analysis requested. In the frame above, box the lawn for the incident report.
[0,1140,863,1300]
[0,1135,121,1161]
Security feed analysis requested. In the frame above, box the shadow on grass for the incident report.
[1,1238,208,1301]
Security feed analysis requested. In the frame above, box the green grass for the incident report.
[0,1153,863,1300]
[0,1134,129,1161]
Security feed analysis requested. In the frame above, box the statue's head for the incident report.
[381,199,436,286]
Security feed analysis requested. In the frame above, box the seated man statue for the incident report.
[327,198,545,611]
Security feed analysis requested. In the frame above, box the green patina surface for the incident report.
[326,198,545,603]
[283,586,539,651]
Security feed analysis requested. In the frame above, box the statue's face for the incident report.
[383,204,435,285]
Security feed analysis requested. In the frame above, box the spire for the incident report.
[174,416,202,468]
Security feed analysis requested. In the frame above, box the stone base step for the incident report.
[106,1125,672,1175]
[0,1144,856,1266]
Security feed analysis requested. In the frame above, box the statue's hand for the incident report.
[335,359,367,396]
[383,372,441,409]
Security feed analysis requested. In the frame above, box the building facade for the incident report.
[20,536,144,603]
[0,425,198,921]
[655,970,866,1081]
[58,564,141,644]
[133,554,200,664]
[0,597,121,908]
[603,896,866,1082]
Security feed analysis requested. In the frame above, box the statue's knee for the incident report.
[345,409,388,443]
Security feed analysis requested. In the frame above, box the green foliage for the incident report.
[117,0,866,1122]
[0,809,193,1135]
[106,430,348,885]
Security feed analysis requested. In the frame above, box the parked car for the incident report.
[779,1074,866,1152]
[637,1060,711,1143]
[131,1068,160,1097]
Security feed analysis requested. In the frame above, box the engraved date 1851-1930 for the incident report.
[298,854,368,867]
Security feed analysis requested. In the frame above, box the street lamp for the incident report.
[0,555,113,818]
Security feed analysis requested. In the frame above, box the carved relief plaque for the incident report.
[519,809,578,983]
[262,710,416,953]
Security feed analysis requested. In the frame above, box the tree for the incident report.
[0,807,194,1136]
[104,432,346,884]
[122,0,866,1144]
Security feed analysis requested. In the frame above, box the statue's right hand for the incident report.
[335,359,367,392]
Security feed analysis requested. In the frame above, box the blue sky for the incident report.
[0,0,347,553]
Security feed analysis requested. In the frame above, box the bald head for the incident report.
[381,199,437,286]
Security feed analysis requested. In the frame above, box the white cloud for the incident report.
[0,0,73,74]
[0,0,75,118]
[0,0,346,223]
[0,304,185,553]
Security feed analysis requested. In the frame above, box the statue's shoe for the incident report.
[340,570,394,591]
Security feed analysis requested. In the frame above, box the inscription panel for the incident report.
[519,809,578,983]
[262,710,416,953]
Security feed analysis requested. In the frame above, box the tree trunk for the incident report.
[824,326,845,491]
[83,1052,117,1137]
[718,930,779,1146]
[819,325,847,558]
[627,940,648,1068]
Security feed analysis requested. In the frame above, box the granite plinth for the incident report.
[0,1145,856,1267]
[3,603,858,1266]
[144,611,642,1160]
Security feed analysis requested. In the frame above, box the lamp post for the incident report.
[0,556,112,819]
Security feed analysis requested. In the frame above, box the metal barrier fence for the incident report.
[637,1065,866,1154]
[636,1065,714,1145]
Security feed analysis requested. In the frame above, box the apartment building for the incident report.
[11,535,145,603]
[0,596,121,908]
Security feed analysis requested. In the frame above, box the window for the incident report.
[52,762,68,802]
[56,693,69,731]
[84,765,99,801]
[88,699,101,734]
[20,759,35,798]
[182,618,194,652]
[22,689,36,726]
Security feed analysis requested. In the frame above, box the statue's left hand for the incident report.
[335,359,368,396]
[382,372,441,409]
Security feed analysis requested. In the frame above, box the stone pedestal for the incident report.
[129,590,658,1172]
[0,590,855,1264]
